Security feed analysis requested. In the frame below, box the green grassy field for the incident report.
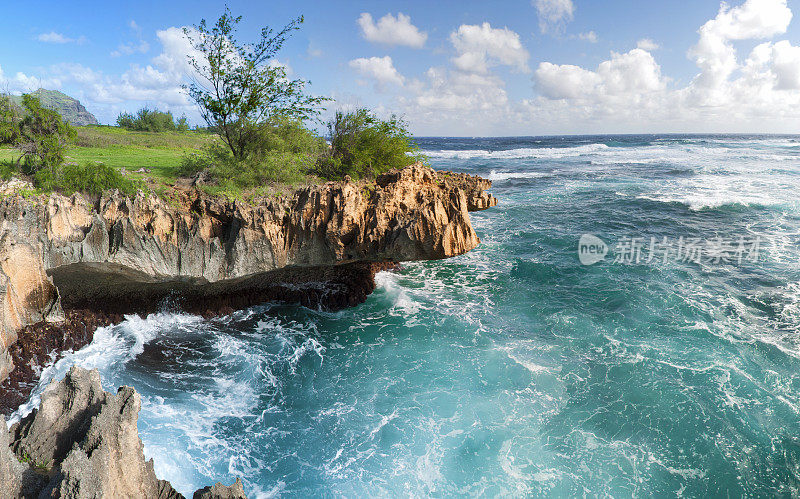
[0,125,216,185]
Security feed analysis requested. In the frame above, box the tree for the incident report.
[15,94,75,171]
[0,95,20,145]
[183,8,327,161]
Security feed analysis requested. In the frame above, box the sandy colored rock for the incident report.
[0,164,496,385]
[193,478,247,499]
[6,366,242,498]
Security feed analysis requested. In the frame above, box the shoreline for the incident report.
[0,260,400,418]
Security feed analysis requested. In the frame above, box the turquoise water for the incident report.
[13,135,800,497]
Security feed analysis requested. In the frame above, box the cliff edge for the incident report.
[0,164,496,409]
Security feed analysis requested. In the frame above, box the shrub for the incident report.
[116,107,186,132]
[316,108,423,180]
[34,162,138,196]
[178,119,325,189]
[14,94,76,172]
[176,116,190,132]
[0,95,20,144]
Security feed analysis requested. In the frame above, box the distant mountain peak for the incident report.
[9,89,99,126]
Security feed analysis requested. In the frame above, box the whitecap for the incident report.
[487,170,552,181]
[423,143,610,160]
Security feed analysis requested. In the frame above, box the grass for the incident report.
[0,125,218,186]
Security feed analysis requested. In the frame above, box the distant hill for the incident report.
[9,89,99,126]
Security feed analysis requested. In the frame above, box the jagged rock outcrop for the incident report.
[193,479,246,499]
[0,164,496,393]
[2,366,244,498]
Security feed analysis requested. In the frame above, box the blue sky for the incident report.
[3,0,800,135]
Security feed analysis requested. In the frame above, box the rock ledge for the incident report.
[1,366,245,498]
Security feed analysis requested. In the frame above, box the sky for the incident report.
[3,0,800,136]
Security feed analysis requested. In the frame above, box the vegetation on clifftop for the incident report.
[0,8,426,200]
[116,107,190,132]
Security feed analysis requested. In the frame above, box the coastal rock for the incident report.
[193,478,247,499]
[0,164,495,395]
[4,366,244,498]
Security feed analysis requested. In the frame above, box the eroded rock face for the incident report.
[2,366,244,498]
[0,164,496,388]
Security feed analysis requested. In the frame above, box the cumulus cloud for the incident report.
[523,0,800,133]
[534,0,575,33]
[357,12,427,48]
[150,27,206,77]
[37,32,85,44]
[535,48,666,99]
[577,31,598,43]
[688,0,792,99]
[412,68,508,111]
[637,38,660,51]
[349,56,405,90]
[0,66,62,93]
[450,23,530,74]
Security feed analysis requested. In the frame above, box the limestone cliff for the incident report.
[1,366,245,498]
[0,164,496,395]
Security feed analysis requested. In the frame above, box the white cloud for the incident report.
[577,31,598,43]
[637,38,660,51]
[150,27,205,77]
[307,42,323,59]
[450,23,530,74]
[535,63,600,99]
[349,56,405,90]
[414,69,508,111]
[111,41,150,57]
[535,48,666,99]
[37,32,85,44]
[770,40,800,89]
[521,0,800,134]
[357,12,427,48]
[111,19,150,57]
[534,0,575,33]
[0,65,62,93]
[688,0,792,101]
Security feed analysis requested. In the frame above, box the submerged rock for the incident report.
[2,366,245,498]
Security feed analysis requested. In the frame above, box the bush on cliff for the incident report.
[1,94,76,172]
[315,108,424,181]
[116,107,190,132]
[34,161,139,196]
[178,118,325,189]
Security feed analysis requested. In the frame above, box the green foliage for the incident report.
[0,96,21,144]
[178,119,324,191]
[15,94,76,172]
[34,162,139,196]
[176,115,190,132]
[0,161,16,180]
[316,108,423,180]
[184,7,328,161]
[116,107,186,132]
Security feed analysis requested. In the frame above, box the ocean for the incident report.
[11,135,800,496]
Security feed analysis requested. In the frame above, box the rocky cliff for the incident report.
[0,164,496,410]
[1,366,245,498]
